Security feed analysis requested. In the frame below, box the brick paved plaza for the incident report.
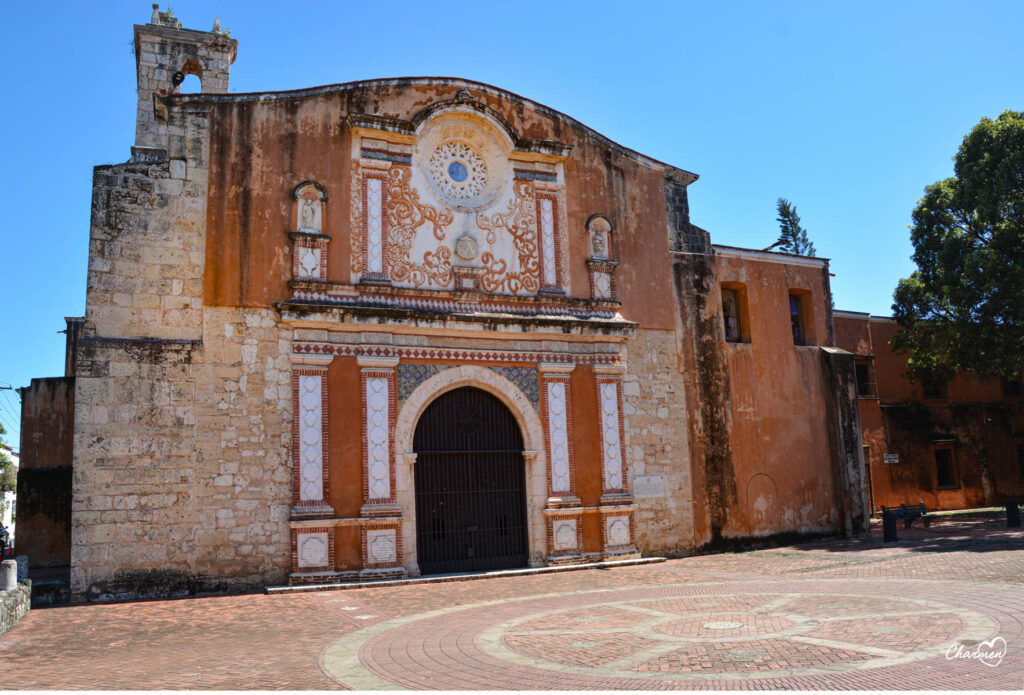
[2,517,1022,690]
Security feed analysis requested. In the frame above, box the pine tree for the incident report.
[771,198,817,256]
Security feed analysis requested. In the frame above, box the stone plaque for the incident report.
[883,453,899,465]
[633,474,666,498]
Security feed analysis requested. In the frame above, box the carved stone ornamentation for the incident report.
[366,176,385,275]
[294,181,327,233]
[587,215,612,260]
[366,528,397,564]
[298,374,325,503]
[454,232,479,263]
[365,376,391,501]
[546,381,571,494]
[429,141,488,203]
[606,515,630,547]
[553,519,577,551]
[297,532,328,568]
[599,381,623,491]
[291,181,329,282]
[385,166,454,287]
[414,111,510,212]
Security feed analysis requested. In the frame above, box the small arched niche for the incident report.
[587,214,613,260]
[294,181,327,233]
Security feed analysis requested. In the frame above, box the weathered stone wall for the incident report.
[622,329,695,555]
[0,580,31,636]
[134,19,236,149]
[821,347,870,536]
[70,30,293,598]
[71,307,292,600]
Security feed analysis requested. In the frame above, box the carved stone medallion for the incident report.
[430,142,488,203]
[454,232,479,263]
[415,111,510,212]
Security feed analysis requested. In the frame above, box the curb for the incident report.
[265,556,666,594]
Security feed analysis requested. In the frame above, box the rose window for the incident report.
[429,142,487,203]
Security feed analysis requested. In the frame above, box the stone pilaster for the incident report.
[358,356,404,578]
[594,365,639,559]
[290,354,333,518]
[539,363,579,506]
[359,356,400,516]
[360,165,390,283]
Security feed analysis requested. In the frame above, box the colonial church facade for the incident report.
[21,9,869,600]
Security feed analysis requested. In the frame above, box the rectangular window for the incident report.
[1002,376,1022,398]
[722,288,741,342]
[935,447,958,489]
[789,294,805,345]
[922,376,946,399]
[854,360,876,398]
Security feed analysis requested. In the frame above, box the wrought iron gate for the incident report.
[414,386,528,574]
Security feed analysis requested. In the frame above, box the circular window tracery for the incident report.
[428,141,488,204]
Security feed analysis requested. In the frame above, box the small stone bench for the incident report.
[881,502,930,528]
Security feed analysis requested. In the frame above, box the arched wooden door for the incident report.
[413,386,528,574]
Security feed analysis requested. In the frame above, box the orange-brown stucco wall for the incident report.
[569,364,605,554]
[202,84,676,329]
[835,315,1024,511]
[710,254,838,537]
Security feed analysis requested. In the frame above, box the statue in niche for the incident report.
[300,198,317,231]
[294,182,325,233]
[591,229,607,257]
[587,216,612,259]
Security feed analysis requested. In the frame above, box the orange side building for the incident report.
[834,312,1024,512]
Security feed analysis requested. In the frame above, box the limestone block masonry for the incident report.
[0,579,31,636]
[72,307,292,599]
[622,330,695,556]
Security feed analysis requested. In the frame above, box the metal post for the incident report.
[1007,499,1021,528]
[882,510,898,543]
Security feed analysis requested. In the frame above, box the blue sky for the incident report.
[1,1,1021,447]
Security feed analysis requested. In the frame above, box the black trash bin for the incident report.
[882,510,898,542]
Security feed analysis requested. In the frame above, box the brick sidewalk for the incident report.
[2,519,1022,690]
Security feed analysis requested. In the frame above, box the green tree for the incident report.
[0,423,14,493]
[771,198,817,256]
[892,109,1024,382]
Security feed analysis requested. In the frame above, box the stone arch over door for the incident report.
[395,365,546,575]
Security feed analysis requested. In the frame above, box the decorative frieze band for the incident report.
[289,289,617,319]
[295,342,620,366]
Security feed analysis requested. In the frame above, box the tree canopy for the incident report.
[771,198,817,256]
[891,109,1024,381]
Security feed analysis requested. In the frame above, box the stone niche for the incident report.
[290,181,329,282]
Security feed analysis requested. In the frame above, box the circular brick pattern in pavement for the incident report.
[655,612,796,639]
[321,579,1021,689]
